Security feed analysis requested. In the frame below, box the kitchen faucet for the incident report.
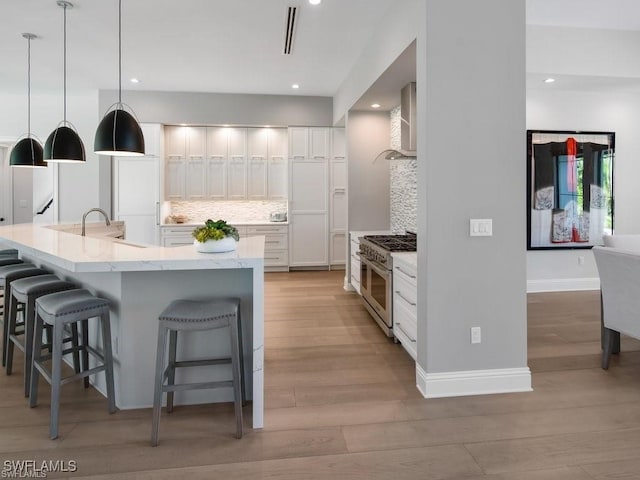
[81,208,111,236]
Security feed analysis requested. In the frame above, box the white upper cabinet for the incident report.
[206,127,228,158]
[269,128,288,158]
[185,128,206,200]
[288,127,308,159]
[247,128,269,159]
[165,126,289,202]
[164,126,186,160]
[228,128,247,157]
[247,128,268,200]
[164,126,187,200]
[309,128,330,160]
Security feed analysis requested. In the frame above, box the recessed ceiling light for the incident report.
[130,78,139,84]
[371,103,381,109]
[309,0,322,5]
[292,84,300,89]
[544,78,555,84]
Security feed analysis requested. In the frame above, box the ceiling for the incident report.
[3,0,640,108]
[0,0,395,96]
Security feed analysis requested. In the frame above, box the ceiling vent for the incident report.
[283,6,297,55]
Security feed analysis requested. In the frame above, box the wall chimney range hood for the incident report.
[400,82,416,155]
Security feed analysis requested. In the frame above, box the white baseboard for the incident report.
[416,364,532,398]
[527,277,600,293]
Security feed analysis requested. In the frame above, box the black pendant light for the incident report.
[94,0,144,156]
[10,33,47,168]
[45,1,85,163]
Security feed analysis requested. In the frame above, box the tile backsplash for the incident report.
[168,200,287,224]
[389,105,417,234]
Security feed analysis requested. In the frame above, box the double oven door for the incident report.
[360,255,393,336]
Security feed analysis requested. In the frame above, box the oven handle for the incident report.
[362,256,389,278]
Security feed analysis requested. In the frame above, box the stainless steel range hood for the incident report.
[400,82,416,155]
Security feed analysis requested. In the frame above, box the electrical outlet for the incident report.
[471,327,481,344]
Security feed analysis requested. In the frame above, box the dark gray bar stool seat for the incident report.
[6,275,77,397]
[151,297,245,447]
[29,289,116,439]
[1,265,48,367]
[0,249,19,259]
[0,258,24,320]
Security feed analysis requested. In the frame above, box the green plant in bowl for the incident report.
[192,219,240,243]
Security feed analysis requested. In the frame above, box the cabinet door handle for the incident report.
[395,322,417,343]
[395,266,416,279]
[334,188,346,193]
[265,256,280,260]
[293,155,305,159]
[266,240,280,244]
[313,155,325,159]
[333,156,345,160]
[395,291,416,307]
[155,202,160,226]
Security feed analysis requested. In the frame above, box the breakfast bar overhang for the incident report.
[0,223,265,428]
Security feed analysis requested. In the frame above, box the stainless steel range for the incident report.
[359,233,416,336]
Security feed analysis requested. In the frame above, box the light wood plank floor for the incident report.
[2,271,640,479]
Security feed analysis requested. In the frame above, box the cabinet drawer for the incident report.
[264,250,288,266]
[162,236,193,247]
[161,226,194,236]
[393,300,417,360]
[393,273,417,316]
[393,262,417,285]
[246,225,288,235]
[263,234,288,250]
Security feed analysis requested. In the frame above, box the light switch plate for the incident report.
[470,219,492,237]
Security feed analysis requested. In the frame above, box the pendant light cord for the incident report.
[27,35,31,136]
[118,0,122,105]
[63,3,67,122]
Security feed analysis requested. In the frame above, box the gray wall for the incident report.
[417,0,527,372]
[99,90,334,127]
[346,111,391,231]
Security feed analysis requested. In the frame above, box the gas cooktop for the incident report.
[362,234,417,252]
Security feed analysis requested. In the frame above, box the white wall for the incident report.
[526,88,640,291]
[0,90,100,224]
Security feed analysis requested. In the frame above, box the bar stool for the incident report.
[29,289,116,440]
[1,264,49,367]
[151,297,244,447]
[0,258,24,319]
[5,275,77,397]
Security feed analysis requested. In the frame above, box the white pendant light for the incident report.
[94,0,144,156]
[45,1,86,163]
[10,33,47,169]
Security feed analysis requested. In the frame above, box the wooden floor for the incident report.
[2,271,640,479]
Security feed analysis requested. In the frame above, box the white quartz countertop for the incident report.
[350,230,392,240]
[0,223,264,273]
[391,251,417,268]
[162,220,289,227]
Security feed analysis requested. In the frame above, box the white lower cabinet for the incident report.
[160,224,289,272]
[160,225,193,247]
[391,253,417,361]
[289,214,328,267]
[246,225,289,271]
[349,235,362,293]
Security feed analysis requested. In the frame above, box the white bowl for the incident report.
[194,237,237,253]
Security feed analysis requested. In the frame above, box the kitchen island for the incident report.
[0,223,265,428]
